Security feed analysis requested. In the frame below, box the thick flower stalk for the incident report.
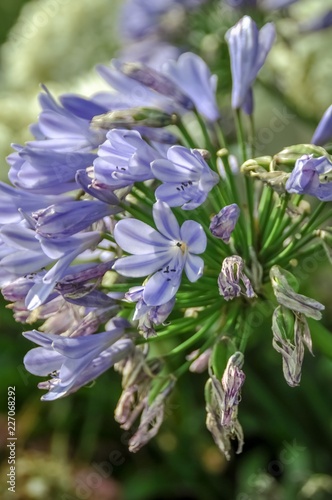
[1,8,332,462]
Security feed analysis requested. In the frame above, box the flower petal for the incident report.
[152,200,181,241]
[180,220,207,253]
[113,251,171,277]
[185,254,205,282]
[114,219,168,254]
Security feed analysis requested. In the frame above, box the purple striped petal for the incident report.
[153,200,181,241]
[184,254,205,282]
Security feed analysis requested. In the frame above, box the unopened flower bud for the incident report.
[118,62,193,110]
[210,204,240,243]
[91,107,178,130]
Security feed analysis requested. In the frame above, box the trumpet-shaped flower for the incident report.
[311,105,332,146]
[225,16,276,114]
[94,129,162,189]
[23,318,133,400]
[152,146,219,210]
[162,52,220,121]
[113,201,206,306]
[285,155,332,202]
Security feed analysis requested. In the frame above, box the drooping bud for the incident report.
[272,306,313,387]
[128,379,175,453]
[210,204,240,243]
[218,256,256,301]
[114,346,162,431]
[91,107,178,130]
[270,265,325,320]
[205,352,245,460]
[187,348,212,373]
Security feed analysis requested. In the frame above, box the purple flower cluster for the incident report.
[1,47,222,404]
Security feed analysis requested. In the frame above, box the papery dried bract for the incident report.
[270,265,325,320]
[218,256,256,301]
[205,353,245,460]
[272,306,313,387]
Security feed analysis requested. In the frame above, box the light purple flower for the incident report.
[96,61,179,114]
[94,129,162,189]
[7,145,96,195]
[25,231,102,310]
[113,200,206,306]
[23,318,133,400]
[125,286,175,337]
[162,52,220,121]
[152,146,219,210]
[285,155,332,201]
[33,200,120,239]
[0,182,69,224]
[311,105,332,146]
[300,10,332,32]
[210,204,240,243]
[119,0,206,42]
[225,16,276,114]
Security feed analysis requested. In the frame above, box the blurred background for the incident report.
[0,1,332,499]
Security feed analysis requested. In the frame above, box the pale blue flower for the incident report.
[33,200,120,239]
[23,318,133,400]
[162,52,220,121]
[311,105,332,146]
[94,129,162,189]
[152,146,219,210]
[225,16,276,114]
[285,155,332,201]
[126,285,175,337]
[113,201,206,306]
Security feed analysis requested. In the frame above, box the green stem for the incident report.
[260,195,289,256]
[176,117,197,148]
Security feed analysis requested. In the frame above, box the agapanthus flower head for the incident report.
[113,200,207,306]
[210,204,240,243]
[285,155,332,202]
[225,16,276,114]
[218,256,256,301]
[152,146,219,210]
